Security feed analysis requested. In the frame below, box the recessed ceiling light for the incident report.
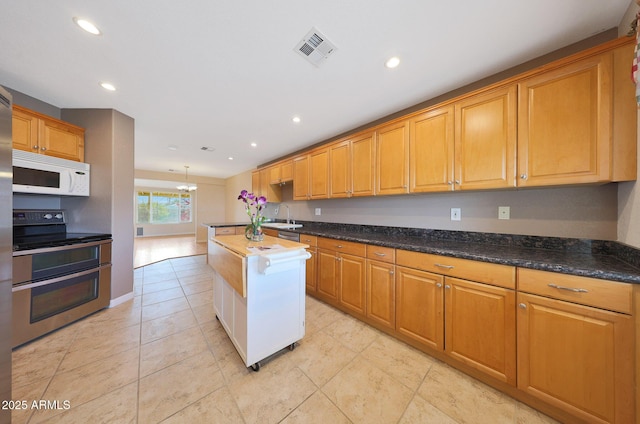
[228,157,234,160]
[250,142,257,148]
[168,145,178,151]
[73,17,101,35]
[292,116,301,124]
[100,82,116,91]
[385,56,400,69]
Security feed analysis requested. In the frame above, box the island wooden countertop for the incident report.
[211,234,309,257]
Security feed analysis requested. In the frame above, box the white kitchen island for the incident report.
[208,234,310,371]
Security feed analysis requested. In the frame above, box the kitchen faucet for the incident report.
[282,204,291,224]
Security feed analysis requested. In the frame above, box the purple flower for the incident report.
[238,190,267,226]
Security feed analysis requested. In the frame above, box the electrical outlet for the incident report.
[498,206,510,220]
[450,208,461,221]
[315,208,321,216]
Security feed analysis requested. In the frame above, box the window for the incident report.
[136,191,192,224]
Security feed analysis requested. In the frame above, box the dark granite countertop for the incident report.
[283,221,640,285]
[202,222,249,227]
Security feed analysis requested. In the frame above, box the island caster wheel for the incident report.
[250,362,260,372]
[288,343,296,351]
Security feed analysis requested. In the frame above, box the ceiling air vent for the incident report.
[294,27,337,67]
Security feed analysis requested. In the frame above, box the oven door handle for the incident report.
[12,264,111,291]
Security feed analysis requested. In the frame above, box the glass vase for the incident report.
[245,224,264,242]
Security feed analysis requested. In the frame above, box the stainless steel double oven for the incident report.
[12,209,112,347]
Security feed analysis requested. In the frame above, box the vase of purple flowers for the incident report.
[238,190,267,241]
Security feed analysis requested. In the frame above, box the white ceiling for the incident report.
[0,1,633,179]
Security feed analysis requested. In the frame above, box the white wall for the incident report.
[617,2,640,248]
[224,170,253,223]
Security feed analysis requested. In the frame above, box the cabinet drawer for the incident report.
[318,237,366,256]
[396,250,515,289]
[366,245,395,263]
[300,234,318,247]
[215,227,236,235]
[517,268,632,314]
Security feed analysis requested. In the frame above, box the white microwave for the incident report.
[12,150,90,196]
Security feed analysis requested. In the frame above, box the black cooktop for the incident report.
[13,232,112,252]
[12,209,112,252]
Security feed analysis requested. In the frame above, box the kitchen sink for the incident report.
[262,222,303,229]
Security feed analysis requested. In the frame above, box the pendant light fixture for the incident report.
[177,165,197,192]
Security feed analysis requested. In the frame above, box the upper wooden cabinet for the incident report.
[517,43,636,187]
[409,106,455,192]
[251,169,282,202]
[12,105,85,162]
[269,160,293,185]
[309,148,329,199]
[329,131,375,198]
[376,120,409,195]
[293,154,310,200]
[518,53,610,187]
[455,85,517,190]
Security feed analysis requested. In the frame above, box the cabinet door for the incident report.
[310,148,329,199]
[12,108,38,153]
[305,247,317,293]
[329,140,350,198]
[293,155,309,200]
[39,119,85,162]
[269,165,282,184]
[376,120,409,195]
[517,293,634,424]
[409,106,454,192]
[517,53,612,187]
[366,260,395,329]
[454,85,516,190]
[395,266,444,350]
[445,277,516,385]
[280,160,294,182]
[316,248,338,302]
[351,132,375,197]
[260,167,281,202]
[338,253,366,316]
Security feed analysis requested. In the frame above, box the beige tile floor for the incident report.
[12,254,559,424]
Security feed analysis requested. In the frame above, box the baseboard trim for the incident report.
[109,291,134,308]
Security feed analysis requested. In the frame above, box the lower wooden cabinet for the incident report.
[366,259,395,329]
[317,248,339,301]
[395,266,444,351]
[517,292,634,424]
[305,238,636,423]
[445,277,516,385]
[316,238,367,316]
[300,235,318,294]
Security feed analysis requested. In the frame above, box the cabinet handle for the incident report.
[547,283,588,293]
[447,181,453,185]
[336,257,341,262]
[436,283,442,288]
[336,245,343,248]
[32,145,39,150]
[518,303,527,309]
[445,284,451,289]
[40,147,47,151]
[389,270,394,275]
[435,263,454,269]
[374,252,386,257]
[454,180,461,185]
[520,174,528,180]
